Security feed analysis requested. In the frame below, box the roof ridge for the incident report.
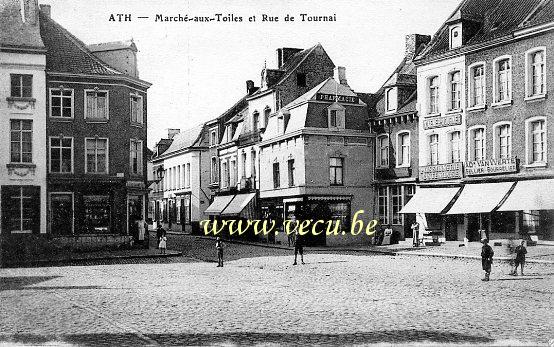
[42,14,122,75]
[520,0,553,26]
[274,43,323,86]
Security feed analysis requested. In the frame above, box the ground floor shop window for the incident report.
[180,195,191,224]
[83,195,110,233]
[1,185,40,233]
[128,195,143,238]
[378,187,389,225]
[50,193,73,235]
[328,202,350,232]
[391,186,403,225]
[522,210,540,234]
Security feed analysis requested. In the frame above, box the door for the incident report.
[51,193,73,235]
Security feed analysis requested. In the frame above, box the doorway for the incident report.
[50,193,73,235]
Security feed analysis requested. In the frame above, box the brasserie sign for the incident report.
[423,114,462,130]
[420,162,463,181]
[316,93,359,104]
[465,158,518,176]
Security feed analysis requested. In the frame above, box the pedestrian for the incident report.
[514,240,527,276]
[216,237,224,267]
[156,225,165,249]
[159,234,167,254]
[137,218,146,244]
[481,239,494,281]
[293,231,305,265]
[411,221,420,247]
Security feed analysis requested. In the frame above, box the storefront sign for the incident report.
[423,114,462,129]
[420,162,463,181]
[464,158,518,176]
[316,93,359,104]
[127,181,146,189]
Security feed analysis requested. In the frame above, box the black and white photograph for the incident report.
[0,0,553,345]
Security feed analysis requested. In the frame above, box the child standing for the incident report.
[514,240,527,276]
[159,234,167,254]
[216,237,224,267]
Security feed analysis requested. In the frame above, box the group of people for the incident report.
[481,239,527,281]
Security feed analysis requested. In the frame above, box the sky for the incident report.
[43,0,461,148]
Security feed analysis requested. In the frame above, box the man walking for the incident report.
[216,237,224,267]
[411,221,420,247]
[293,231,305,265]
[514,240,527,276]
[481,239,494,281]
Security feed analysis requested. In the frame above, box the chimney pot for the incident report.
[405,34,431,59]
[167,129,180,139]
[334,66,348,86]
[39,4,51,18]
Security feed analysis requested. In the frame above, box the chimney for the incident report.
[39,4,51,19]
[276,48,303,69]
[167,128,180,139]
[334,66,348,86]
[246,80,255,95]
[405,34,431,59]
[88,40,139,77]
[23,0,39,25]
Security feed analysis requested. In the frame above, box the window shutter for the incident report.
[86,93,94,118]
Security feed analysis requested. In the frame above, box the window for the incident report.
[526,48,546,98]
[1,186,40,234]
[449,131,461,163]
[469,64,485,107]
[130,94,143,124]
[527,118,546,164]
[241,152,247,178]
[496,124,511,159]
[429,134,439,165]
[222,160,229,188]
[391,186,403,225]
[449,25,461,49]
[10,74,32,98]
[85,90,108,120]
[264,107,271,128]
[277,115,285,134]
[288,159,295,187]
[50,88,73,118]
[329,157,344,186]
[377,135,389,167]
[230,159,237,187]
[85,138,108,173]
[129,140,142,175]
[297,73,307,87]
[494,57,512,103]
[470,128,485,161]
[273,162,280,188]
[50,137,73,173]
[328,104,345,129]
[397,132,410,167]
[386,88,397,113]
[429,76,439,114]
[10,120,32,163]
[210,130,218,146]
[253,112,259,132]
[83,195,110,233]
[251,150,257,178]
[210,157,218,183]
[186,163,191,188]
[330,110,337,127]
[450,71,461,110]
[378,186,389,225]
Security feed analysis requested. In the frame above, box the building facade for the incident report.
[40,6,151,247]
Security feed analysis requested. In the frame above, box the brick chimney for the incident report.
[39,4,51,18]
[277,48,303,69]
[405,34,431,59]
[334,66,348,86]
[167,129,180,139]
[88,40,139,77]
[23,0,39,25]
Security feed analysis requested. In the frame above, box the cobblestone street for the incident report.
[0,240,553,346]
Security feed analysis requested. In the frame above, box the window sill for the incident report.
[396,164,411,169]
[131,122,144,128]
[491,100,512,108]
[6,96,35,103]
[85,119,109,123]
[524,94,547,102]
[523,162,547,169]
[50,117,74,122]
[376,165,390,170]
[425,112,441,118]
[7,163,36,169]
[467,105,486,112]
[385,109,397,115]
[10,230,32,234]
[445,109,462,115]
[330,184,344,187]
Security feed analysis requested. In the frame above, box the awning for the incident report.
[400,187,460,214]
[221,193,256,216]
[446,182,514,214]
[204,195,234,215]
[497,179,554,211]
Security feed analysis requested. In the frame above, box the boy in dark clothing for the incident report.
[216,237,224,267]
[293,231,305,265]
[481,239,494,281]
[514,241,527,276]
[156,226,165,249]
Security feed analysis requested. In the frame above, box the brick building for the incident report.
[40,6,151,247]
[370,34,430,241]
[404,0,554,242]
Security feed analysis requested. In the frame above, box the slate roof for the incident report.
[88,39,137,52]
[39,10,122,75]
[0,0,44,50]
[163,124,205,155]
[418,0,553,61]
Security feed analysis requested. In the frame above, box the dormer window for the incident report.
[449,25,462,49]
[327,102,345,129]
[385,87,397,113]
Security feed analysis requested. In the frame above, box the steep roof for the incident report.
[285,77,363,109]
[39,11,122,75]
[0,0,44,50]
[163,124,205,155]
[417,0,550,61]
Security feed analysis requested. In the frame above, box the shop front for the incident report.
[204,193,257,240]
